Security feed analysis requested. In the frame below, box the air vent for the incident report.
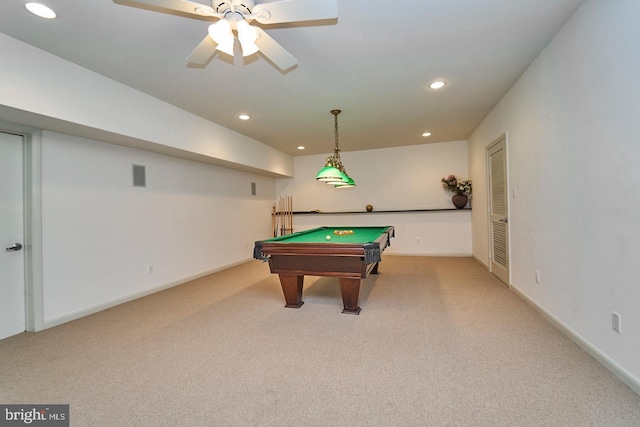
[132,164,146,187]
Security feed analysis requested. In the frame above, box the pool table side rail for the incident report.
[254,226,394,264]
[266,254,381,279]
[262,226,392,243]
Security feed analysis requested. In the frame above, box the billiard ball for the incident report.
[326,235,331,240]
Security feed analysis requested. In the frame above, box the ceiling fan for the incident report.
[113,0,338,71]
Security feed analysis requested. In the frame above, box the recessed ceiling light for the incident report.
[25,3,57,19]
[297,146,305,150]
[422,132,432,137]
[238,114,250,120]
[429,81,446,90]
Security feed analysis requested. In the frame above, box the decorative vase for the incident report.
[451,194,468,209]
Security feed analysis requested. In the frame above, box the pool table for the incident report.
[254,226,394,314]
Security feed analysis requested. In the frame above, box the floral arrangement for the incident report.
[441,175,472,195]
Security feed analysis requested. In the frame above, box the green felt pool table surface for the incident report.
[263,226,391,244]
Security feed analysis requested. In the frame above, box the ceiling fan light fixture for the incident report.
[114,0,339,71]
[208,20,235,56]
[237,20,260,57]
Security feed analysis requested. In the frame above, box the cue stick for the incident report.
[289,196,293,234]
[272,204,276,237]
[288,196,291,234]
[279,197,284,236]
[287,196,291,234]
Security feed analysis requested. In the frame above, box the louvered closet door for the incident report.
[488,138,509,284]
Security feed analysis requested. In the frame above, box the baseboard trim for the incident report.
[43,259,253,330]
[510,285,640,395]
[386,252,473,257]
[472,254,489,270]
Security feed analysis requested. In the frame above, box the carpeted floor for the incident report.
[1,256,639,426]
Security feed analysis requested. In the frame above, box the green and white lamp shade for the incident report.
[316,165,344,182]
[334,174,355,188]
[316,167,355,187]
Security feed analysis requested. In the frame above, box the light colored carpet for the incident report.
[1,256,639,426]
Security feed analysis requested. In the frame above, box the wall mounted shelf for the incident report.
[281,208,471,215]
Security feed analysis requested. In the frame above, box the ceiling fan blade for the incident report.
[186,35,218,65]
[254,27,297,70]
[253,0,338,25]
[255,27,298,71]
[112,0,216,18]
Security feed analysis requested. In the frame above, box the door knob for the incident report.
[499,218,508,223]
[5,243,23,252]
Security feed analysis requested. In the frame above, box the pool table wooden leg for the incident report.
[339,278,362,315]
[371,262,380,274]
[278,274,304,308]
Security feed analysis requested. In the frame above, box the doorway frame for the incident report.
[1,121,44,332]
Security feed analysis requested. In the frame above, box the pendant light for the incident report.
[315,109,356,187]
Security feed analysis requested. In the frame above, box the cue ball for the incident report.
[326,235,331,240]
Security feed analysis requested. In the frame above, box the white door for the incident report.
[487,138,509,284]
[0,131,26,339]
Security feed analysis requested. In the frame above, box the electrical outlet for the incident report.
[147,264,154,274]
[612,312,621,334]
[535,270,541,284]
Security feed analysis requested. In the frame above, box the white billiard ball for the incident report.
[326,235,331,240]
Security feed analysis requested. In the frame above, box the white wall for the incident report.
[0,33,293,177]
[40,131,275,326]
[468,0,640,391]
[276,141,472,256]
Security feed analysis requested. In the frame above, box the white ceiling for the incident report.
[0,0,585,156]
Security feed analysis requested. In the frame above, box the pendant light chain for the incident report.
[330,109,344,170]
[332,109,341,153]
[315,108,355,187]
